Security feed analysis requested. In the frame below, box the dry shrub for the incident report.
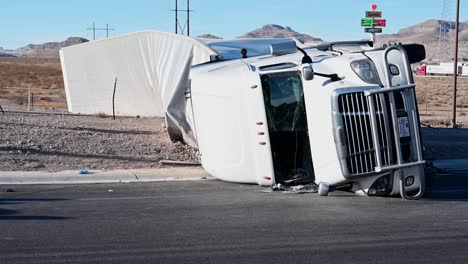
[12,96,25,105]
[424,118,451,127]
[39,97,53,102]
[96,112,110,118]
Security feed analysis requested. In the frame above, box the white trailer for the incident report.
[426,63,453,75]
[426,62,468,76]
[61,32,426,199]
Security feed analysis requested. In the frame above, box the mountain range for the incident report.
[377,19,468,61]
[0,37,89,58]
[378,19,468,43]
[199,20,468,62]
[2,19,468,61]
[237,24,323,43]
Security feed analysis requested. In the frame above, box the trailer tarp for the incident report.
[60,33,302,146]
[60,31,217,146]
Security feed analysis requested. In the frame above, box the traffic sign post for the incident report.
[361,4,386,43]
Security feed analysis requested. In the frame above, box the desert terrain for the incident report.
[0,57,66,110]
[0,57,198,172]
[415,75,468,126]
[1,57,467,125]
[0,56,467,172]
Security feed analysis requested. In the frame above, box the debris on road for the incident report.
[292,184,319,192]
[265,183,318,194]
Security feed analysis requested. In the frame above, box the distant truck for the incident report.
[416,63,468,76]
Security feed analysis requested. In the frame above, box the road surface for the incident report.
[1,168,468,264]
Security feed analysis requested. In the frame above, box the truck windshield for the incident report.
[261,72,307,132]
[261,71,314,185]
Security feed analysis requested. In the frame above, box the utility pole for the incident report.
[89,22,96,41]
[172,0,192,36]
[187,0,190,36]
[175,0,178,34]
[451,0,460,128]
[106,24,111,38]
[87,23,115,40]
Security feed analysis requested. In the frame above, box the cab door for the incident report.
[260,70,315,184]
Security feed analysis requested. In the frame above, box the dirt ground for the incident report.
[1,58,468,126]
[1,58,467,172]
[415,76,468,127]
[0,110,197,172]
[0,57,66,110]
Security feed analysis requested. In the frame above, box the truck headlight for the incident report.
[350,59,382,85]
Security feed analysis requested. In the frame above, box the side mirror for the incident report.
[402,44,426,64]
[302,64,314,81]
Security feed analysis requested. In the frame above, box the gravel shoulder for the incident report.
[0,110,197,172]
[1,108,467,172]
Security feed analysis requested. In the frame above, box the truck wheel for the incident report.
[318,182,330,196]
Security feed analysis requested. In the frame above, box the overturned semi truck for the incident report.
[60,31,426,199]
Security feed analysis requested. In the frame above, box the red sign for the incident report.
[371,4,378,11]
[374,19,387,27]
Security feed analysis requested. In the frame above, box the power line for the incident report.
[87,23,116,41]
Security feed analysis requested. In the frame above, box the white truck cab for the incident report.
[191,41,426,199]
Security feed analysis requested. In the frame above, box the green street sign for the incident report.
[361,18,374,27]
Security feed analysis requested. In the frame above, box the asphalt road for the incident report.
[2,170,468,264]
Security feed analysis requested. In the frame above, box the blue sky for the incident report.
[1,0,467,49]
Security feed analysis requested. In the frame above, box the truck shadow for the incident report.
[422,127,468,160]
[420,127,468,201]
[424,160,468,201]
[0,198,71,220]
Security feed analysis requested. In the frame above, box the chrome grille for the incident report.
[337,92,398,175]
